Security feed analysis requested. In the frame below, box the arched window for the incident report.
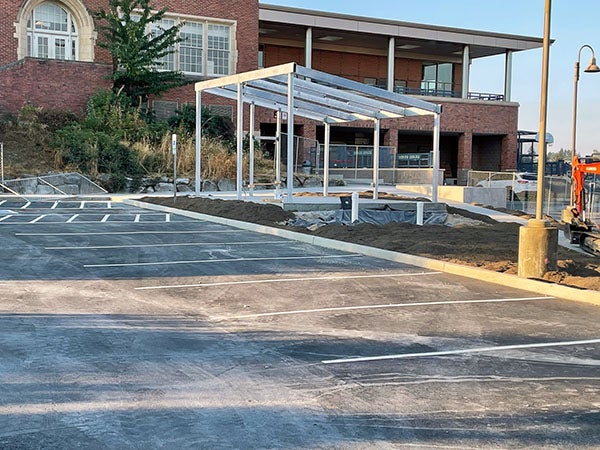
[27,3,78,60]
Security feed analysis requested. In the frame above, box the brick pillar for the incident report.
[501,132,517,171]
[457,131,473,185]
[301,121,318,161]
[384,126,398,147]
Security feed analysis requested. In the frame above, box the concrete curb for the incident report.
[125,199,600,307]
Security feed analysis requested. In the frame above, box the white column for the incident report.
[323,122,330,197]
[462,45,470,99]
[305,27,312,69]
[504,50,513,101]
[236,83,244,200]
[432,112,441,203]
[195,91,202,194]
[286,73,295,199]
[275,109,282,196]
[249,102,255,196]
[372,119,380,200]
[387,37,395,92]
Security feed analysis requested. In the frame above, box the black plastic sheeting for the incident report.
[288,207,447,227]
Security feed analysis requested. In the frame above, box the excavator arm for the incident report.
[561,155,600,254]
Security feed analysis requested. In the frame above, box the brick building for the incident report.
[0,1,542,183]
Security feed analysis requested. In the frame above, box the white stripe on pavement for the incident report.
[46,240,285,250]
[84,254,362,268]
[322,339,600,365]
[215,296,552,320]
[137,272,441,291]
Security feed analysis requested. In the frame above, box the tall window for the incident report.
[421,63,453,96]
[140,15,233,76]
[27,3,78,60]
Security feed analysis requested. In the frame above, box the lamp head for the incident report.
[584,56,600,73]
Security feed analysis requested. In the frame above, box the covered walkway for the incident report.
[194,63,442,200]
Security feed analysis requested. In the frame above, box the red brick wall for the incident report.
[1,0,259,113]
[263,45,464,93]
[0,58,112,114]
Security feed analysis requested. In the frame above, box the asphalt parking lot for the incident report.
[0,198,599,449]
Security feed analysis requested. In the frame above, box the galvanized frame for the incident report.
[195,63,442,201]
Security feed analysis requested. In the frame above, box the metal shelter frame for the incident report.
[194,63,442,201]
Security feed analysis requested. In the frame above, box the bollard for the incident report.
[351,192,359,223]
[416,202,424,226]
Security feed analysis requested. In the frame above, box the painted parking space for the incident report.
[1,197,599,448]
[0,200,420,280]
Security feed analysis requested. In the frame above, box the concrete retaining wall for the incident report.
[398,185,506,207]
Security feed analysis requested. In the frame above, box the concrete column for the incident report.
[518,219,558,278]
[461,45,470,99]
[387,37,395,92]
[305,27,312,69]
[504,50,513,101]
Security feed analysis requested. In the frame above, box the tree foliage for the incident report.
[95,0,187,106]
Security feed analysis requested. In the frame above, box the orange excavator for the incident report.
[561,155,600,255]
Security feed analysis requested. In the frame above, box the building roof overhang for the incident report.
[259,4,546,59]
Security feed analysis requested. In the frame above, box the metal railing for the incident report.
[1,172,107,196]
[393,85,505,101]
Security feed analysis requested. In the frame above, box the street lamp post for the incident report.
[517,0,558,278]
[570,45,600,205]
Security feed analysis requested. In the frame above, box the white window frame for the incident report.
[139,12,236,77]
[26,2,78,60]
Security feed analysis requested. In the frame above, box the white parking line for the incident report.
[84,254,362,268]
[51,201,58,209]
[0,200,5,205]
[17,230,242,236]
[165,214,171,222]
[46,240,285,250]
[107,202,112,209]
[322,338,600,365]
[20,202,31,209]
[214,296,552,320]
[66,214,79,223]
[101,215,110,222]
[134,214,140,223]
[136,272,442,291]
[79,201,86,209]
[29,215,47,224]
[0,215,13,222]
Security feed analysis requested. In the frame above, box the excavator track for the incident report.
[580,232,600,256]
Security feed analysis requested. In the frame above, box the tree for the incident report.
[547,148,572,162]
[95,0,187,106]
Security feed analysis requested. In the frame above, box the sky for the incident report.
[263,0,600,156]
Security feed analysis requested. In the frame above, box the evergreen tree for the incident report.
[95,0,187,106]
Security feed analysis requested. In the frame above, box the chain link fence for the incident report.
[467,170,600,223]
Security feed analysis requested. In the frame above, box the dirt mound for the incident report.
[142,195,600,291]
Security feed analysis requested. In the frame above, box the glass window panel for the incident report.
[34,3,67,32]
[438,63,453,84]
[422,64,437,81]
[55,38,66,60]
[37,36,48,58]
[208,24,230,75]
[179,22,202,73]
